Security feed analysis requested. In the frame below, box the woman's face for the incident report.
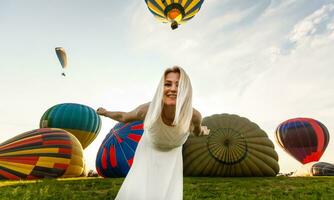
[163,72,180,106]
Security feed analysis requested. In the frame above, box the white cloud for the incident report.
[289,3,334,44]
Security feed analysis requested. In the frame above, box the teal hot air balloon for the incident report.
[40,103,101,149]
[183,114,280,177]
[55,47,68,76]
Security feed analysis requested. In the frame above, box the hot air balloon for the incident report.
[96,121,144,177]
[55,47,67,76]
[40,103,101,149]
[0,128,85,180]
[275,118,330,164]
[183,114,279,177]
[145,0,205,30]
[292,162,334,176]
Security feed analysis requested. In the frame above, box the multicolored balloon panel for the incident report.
[96,121,144,178]
[0,128,84,180]
[40,103,101,149]
[275,118,330,164]
[145,0,205,29]
[183,114,279,177]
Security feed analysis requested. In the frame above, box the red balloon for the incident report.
[275,118,330,164]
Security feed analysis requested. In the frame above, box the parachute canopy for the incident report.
[55,47,67,69]
[55,47,67,76]
[183,114,279,177]
[40,103,102,149]
[275,118,330,164]
[96,121,144,177]
[145,0,205,29]
[292,162,334,177]
[0,128,85,180]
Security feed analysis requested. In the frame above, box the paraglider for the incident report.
[145,0,205,30]
[40,103,102,149]
[55,47,67,76]
[292,162,334,176]
[275,118,330,164]
[183,114,279,177]
[0,128,85,180]
[96,121,144,177]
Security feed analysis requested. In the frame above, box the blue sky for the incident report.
[1,0,334,173]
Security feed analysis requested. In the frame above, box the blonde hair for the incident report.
[144,66,193,132]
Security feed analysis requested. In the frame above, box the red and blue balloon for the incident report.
[96,121,144,177]
[275,118,330,164]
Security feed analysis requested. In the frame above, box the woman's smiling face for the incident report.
[163,72,180,106]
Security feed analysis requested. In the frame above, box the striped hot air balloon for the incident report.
[183,114,279,177]
[275,118,330,164]
[0,128,84,180]
[96,121,144,178]
[145,0,205,29]
[40,103,101,149]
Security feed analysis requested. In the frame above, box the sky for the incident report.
[0,0,334,173]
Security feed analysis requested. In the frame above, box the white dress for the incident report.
[115,117,190,200]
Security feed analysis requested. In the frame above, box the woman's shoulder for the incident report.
[138,102,150,110]
[191,108,202,123]
[135,102,150,119]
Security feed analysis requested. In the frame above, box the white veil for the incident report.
[144,66,193,133]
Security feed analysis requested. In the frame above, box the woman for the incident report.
[97,66,209,200]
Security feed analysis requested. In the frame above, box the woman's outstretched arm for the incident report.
[191,108,210,136]
[97,102,150,123]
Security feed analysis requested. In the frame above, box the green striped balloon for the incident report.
[183,113,279,177]
[40,103,101,149]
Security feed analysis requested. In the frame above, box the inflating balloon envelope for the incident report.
[40,103,102,149]
[96,121,144,177]
[292,162,334,176]
[0,128,85,180]
[183,114,279,176]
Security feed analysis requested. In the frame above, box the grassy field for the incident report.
[1,176,334,200]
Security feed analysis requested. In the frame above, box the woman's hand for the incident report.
[200,126,210,136]
[96,107,107,116]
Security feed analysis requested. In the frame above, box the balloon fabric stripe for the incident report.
[147,1,165,18]
[184,0,202,13]
[0,168,22,179]
[127,134,142,142]
[0,156,39,165]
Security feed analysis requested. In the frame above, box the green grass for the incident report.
[1,177,334,200]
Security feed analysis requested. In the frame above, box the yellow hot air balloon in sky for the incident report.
[55,47,68,76]
[145,0,205,29]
